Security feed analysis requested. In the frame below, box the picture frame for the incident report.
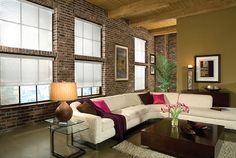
[150,65,155,75]
[115,45,129,81]
[195,54,221,82]
[150,54,156,64]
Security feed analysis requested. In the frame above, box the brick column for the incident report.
[53,0,75,82]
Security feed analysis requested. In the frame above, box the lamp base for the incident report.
[55,101,73,122]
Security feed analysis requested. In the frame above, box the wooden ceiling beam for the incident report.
[129,0,236,28]
[149,26,177,36]
[108,0,170,19]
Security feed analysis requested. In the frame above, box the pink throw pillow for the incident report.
[93,100,111,113]
[153,94,166,104]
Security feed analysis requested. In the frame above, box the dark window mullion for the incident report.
[36,85,38,102]
[19,86,21,104]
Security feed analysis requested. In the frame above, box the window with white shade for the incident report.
[75,18,101,57]
[134,37,146,90]
[75,61,102,96]
[0,0,53,51]
[135,65,146,90]
[0,55,53,106]
[134,38,146,63]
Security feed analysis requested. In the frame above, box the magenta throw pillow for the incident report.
[153,94,166,104]
[93,100,111,113]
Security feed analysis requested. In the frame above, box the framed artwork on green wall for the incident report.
[195,54,221,82]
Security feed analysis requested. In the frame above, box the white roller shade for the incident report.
[38,59,52,84]
[0,20,21,48]
[22,2,38,27]
[134,38,146,63]
[75,61,102,88]
[93,63,102,87]
[21,58,38,84]
[83,63,93,87]
[135,65,146,90]
[75,18,101,57]
[0,0,21,23]
[75,62,84,87]
[0,57,20,85]
[39,8,52,30]
[0,55,53,86]
[0,0,53,51]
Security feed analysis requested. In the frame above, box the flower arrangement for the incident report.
[161,102,189,127]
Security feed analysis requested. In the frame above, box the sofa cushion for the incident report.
[153,94,166,104]
[124,93,143,106]
[151,92,179,104]
[179,94,213,108]
[93,100,111,113]
[182,107,236,121]
[92,95,127,111]
[138,92,153,105]
[146,104,165,112]
[113,105,149,121]
[76,102,98,115]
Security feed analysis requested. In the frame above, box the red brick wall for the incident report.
[154,33,177,91]
[0,0,154,133]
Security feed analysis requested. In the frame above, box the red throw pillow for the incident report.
[153,94,166,104]
[93,100,111,113]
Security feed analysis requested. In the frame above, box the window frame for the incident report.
[0,0,53,51]
[74,17,102,58]
[74,18,103,97]
[0,54,53,106]
[134,37,147,91]
[75,60,103,97]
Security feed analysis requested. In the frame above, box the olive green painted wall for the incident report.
[177,7,236,107]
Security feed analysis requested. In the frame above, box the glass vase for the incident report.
[171,117,179,127]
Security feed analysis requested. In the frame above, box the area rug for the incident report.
[113,140,236,158]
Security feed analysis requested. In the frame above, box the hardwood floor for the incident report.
[0,119,235,158]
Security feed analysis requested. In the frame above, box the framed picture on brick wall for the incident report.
[150,65,155,75]
[115,45,129,81]
[150,54,156,64]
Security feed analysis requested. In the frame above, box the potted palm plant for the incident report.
[156,54,176,92]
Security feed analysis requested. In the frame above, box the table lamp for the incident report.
[50,82,77,122]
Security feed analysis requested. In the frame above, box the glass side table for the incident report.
[45,118,88,158]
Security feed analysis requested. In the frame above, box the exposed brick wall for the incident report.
[154,33,177,92]
[0,0,154,133]
[0,102,58,133]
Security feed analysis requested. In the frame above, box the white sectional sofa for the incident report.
[70,92,236,145]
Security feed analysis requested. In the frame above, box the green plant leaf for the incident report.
[155,54,176,92]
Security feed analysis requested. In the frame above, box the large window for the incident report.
[134,38,146,63]
[75,18,101,57]
[74,18,102,96]
[134,37,146,91]
[0,55,53,106]
[75,61,102,96]
[0,0,53,51]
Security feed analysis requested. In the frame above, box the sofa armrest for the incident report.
[70,101,103,139]
[71,112,102,133]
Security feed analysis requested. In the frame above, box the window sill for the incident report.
[75,55,104,62]
[0,46,56,58]
[0,101,58,110]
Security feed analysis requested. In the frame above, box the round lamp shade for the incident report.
[50,82,77,101]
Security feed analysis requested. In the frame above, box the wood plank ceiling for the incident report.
[86,0,236,36]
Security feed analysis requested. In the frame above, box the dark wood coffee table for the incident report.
[141,119,224,158]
